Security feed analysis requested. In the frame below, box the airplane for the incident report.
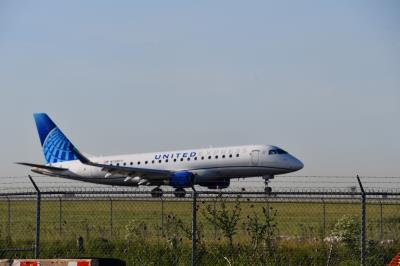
[17,113,304,197]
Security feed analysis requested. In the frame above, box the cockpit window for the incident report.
[269,149,288,155]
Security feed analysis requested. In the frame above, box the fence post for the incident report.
[6,197,11,240]
[28,175,41,259]
[59,197,62,235]
[161,196,164,236]
[380,201,383,241]
[212,198,217,240]
[322,198,326,239]
[356,175,366,266]
[109,197,113,239]
[191,190,197,266]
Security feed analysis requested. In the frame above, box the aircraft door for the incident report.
[250,150,260,165]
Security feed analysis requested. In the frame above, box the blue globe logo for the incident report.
[43,128,78,163]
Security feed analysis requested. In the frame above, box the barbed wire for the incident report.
[2,181,400,186]
[0,175,399,195]
[1,174,399,179]
[281,175,400,179]
[0,175,399,187]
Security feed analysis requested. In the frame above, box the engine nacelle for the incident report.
[197,178,230,189]
[169,171,194,188]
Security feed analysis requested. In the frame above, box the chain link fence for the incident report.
[0,184,399,265]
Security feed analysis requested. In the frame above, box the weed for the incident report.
[202,196,241,252]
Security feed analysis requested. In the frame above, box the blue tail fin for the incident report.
[33,113,79,163]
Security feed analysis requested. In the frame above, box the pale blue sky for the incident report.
[0,1,399,178]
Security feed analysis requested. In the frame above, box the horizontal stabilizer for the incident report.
[16,162,68,171]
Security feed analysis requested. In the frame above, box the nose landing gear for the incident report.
[263,175,274,194]
[264,184,272,194]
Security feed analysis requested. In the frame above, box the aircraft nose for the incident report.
[291,157,304,171]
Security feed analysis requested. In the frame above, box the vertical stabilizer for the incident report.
[33,113,78,163]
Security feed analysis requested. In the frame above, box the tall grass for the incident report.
[0,198,399,265]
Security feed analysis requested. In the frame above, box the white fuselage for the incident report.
[42,144,303,187]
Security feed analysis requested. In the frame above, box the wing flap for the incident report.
[99,164,171,176]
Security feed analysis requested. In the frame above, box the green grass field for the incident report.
[0,197,399,243]
[0,197,399,265]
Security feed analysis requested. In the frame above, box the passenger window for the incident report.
[123,162,126,166]
[159,160,162,163]
[215,155,218,159]
[137,161,141,165]
[117,163,120,166]
[187,158,190,161]
[152,160,155,164]
[208,156,212,159]
[201,156,205,160]
[180,158,184,161]
[236,154,239,157]
[194,157,197,160]
[145,161,148,164]
[165,159,168,163]
[222,155,225,158]
[229,154,233,158]
[173,159,177,162]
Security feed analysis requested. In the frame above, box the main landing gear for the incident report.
[150,187,187,198]
[151,187,163,198]
[173,188,186,198]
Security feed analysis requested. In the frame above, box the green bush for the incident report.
[331,215,360,248]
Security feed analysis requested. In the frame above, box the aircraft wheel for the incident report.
[151,187,163,198]
[174,188,186,198]
[264,186,272,194]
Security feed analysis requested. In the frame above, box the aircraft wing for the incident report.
[73,147,172,179]
[92,163,171,179]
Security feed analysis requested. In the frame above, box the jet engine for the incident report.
[169,171,194,188]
